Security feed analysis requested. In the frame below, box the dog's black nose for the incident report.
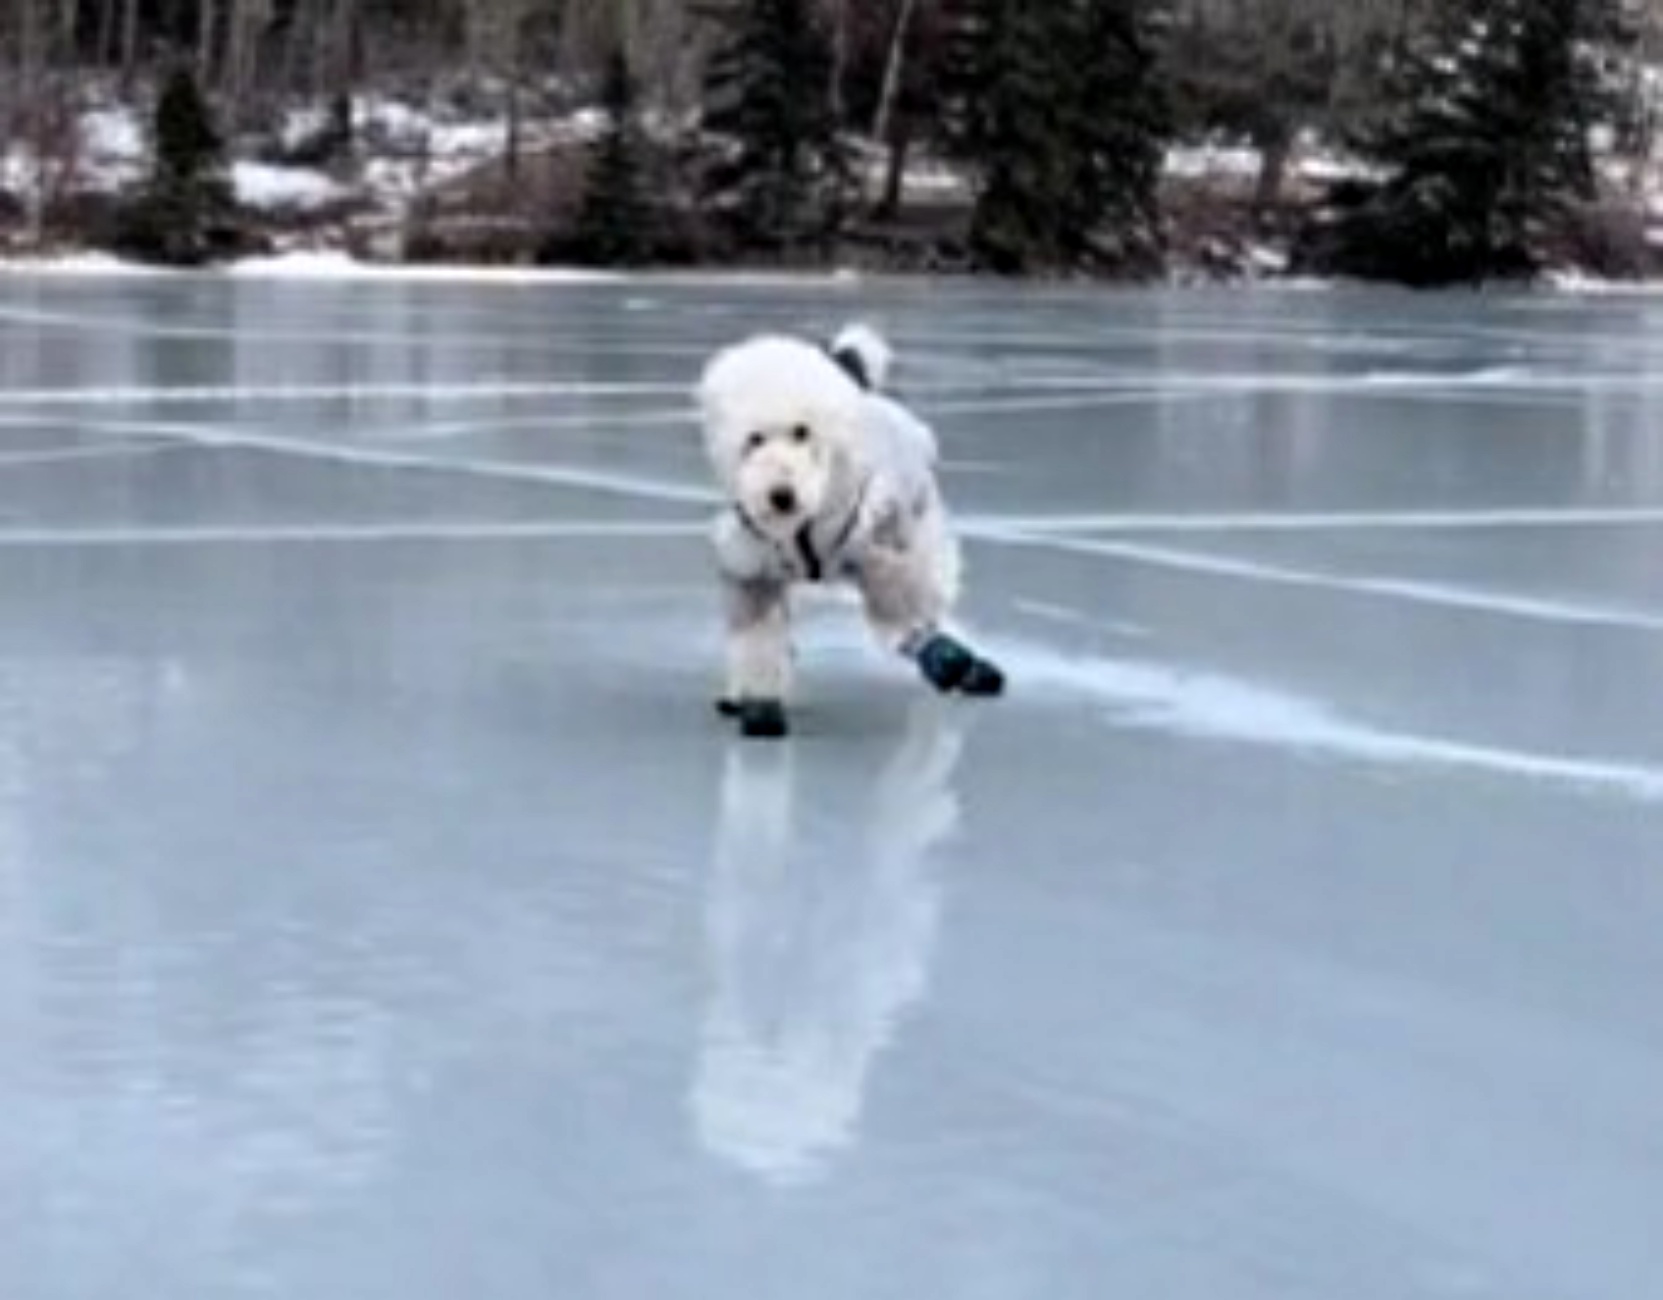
[769,485,797,514]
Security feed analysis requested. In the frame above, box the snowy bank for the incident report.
[232,162,352,213]
[0,248,865,286]
[0,252,167,277]
[223,249,623,283]
[8,248,1663,296]
[0,249,618,282]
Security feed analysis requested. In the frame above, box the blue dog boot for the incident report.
[734,698,789,739]
[914,633,975,692]
[914,632,1004,697]
[958,654,1006,697]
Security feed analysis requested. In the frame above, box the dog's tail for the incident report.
[829,322,893,392]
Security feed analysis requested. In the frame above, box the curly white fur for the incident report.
[696,324,964,708]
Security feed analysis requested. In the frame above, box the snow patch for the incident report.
[1542,269,1663,295]
[0,150,33,196]
[233,162,350,212]
[0,252,164,277]
[81,107,145,163]
[1166,144,1263,180]
[1163,142,1380,187]
[278,106,331,153]
[222,250,623,283]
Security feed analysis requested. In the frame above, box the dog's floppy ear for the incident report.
[696,343,733,415]
[696,344,750,442]
[826,342,870,390]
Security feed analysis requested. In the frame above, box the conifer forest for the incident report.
[2,0,1662,283]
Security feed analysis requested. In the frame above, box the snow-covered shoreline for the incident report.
[9,97,1663,293]
[0,248,875,286]
[6,248,1663,295]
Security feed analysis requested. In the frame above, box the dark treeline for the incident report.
[2,0,1659,282]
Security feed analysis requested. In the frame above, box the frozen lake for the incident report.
[2,270,1662,1299]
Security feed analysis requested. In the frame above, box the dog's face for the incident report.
[731,419,836,538]
[698,336,862,541]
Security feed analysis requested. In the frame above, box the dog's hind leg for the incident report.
[717,576,794,738]
[856,545,945,655]
[856,545,1004,699]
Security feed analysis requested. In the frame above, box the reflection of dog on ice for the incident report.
[691,700,971,1183]
[696,323,1006,739]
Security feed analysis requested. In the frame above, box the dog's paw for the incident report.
[733,698,789,739]
[915,634,1005,698]
[915,634,975,693]
[959,657,1006,697]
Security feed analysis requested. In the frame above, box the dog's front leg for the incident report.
[718,576,793,738]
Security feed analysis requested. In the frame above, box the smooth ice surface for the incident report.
[3,274,1663,1300]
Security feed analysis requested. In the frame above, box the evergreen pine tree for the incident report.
[1063,0,1169,275]
[1299,0,1632,285]
[941,0,1169,275]
[574,48,657,265]
[699,0,852,255]
[938,0,1008,171]
[941,0,1073,272]
[115,63,240,266]
[155,65,225,188]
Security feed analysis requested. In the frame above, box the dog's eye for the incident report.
[791,425,811,444]
[744,432,766,454]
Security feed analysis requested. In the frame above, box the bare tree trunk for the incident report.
[227,0,248,105]
[878,122,909,219]
[872,0,917,144]
[871,0,920,218]
[8,0,82,250]
[279,0,315,95]
[197,0,216,86]
[1254,120,1292,215]
[505,76,522,187]
[479,0,531,198]
[96,0,118,69]
[18,0,41,89]
[326,0,358,129]
[57,0,78,65]
[829,0,849,127]
[312,0,353,101]
[119,0,139,92]
[19,0,46,246]
[223,0,268,118]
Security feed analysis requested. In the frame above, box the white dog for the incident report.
[695,323,1005,738]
